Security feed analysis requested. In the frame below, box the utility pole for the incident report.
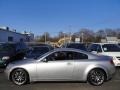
[69,32,72,43]
[64,32,66,44]
[45,32,47,44]
[81,32,84,43]
[68,25,72,43]
[104,30,107,42]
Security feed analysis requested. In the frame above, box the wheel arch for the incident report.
[83,65,108,81]
[9,68,30,82]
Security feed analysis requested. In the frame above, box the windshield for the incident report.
[118,43,120,46]
[102,44,120,52]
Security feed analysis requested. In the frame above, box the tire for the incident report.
[87,69,105,86]
[11,69,29,85]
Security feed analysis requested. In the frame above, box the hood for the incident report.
[10,58,36,65]
[100,52,120,57]
[25,53,42,59]
[0,52,11,58]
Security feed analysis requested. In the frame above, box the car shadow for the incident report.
[31,81,87,84]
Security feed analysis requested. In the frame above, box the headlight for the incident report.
[2,56,10,60]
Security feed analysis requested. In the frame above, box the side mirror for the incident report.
[103,48,107,51]
[42,58,48,62]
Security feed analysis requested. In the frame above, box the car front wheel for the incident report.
[87,69,105,86]
[11,69,29,85]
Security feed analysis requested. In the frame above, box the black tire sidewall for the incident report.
[88,69,105,86]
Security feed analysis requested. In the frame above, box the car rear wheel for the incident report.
[87,69,105,86]
[11,69,28,85]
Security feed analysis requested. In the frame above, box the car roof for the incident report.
[31,46,50,49]
[65,42,85,45]
[26,43,51,46]
[0,42,25,45]
[91,43,118,45]
[31,45,49,47]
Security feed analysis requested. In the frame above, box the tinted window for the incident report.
[46,51,88,61]
[88,44,102,52]
[73,52,88,59]
[102,44,120,52]
[88,44,98,51]
[46,51,66,61]
[118,43,120,46]
[61,44,66,48]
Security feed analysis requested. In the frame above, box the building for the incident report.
[101,37,120,43]
[0,26,34,42]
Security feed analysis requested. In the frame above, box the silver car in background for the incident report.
[5,48,115,86]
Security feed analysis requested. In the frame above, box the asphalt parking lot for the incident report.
[0,67,120,90]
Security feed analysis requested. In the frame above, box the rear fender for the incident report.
[83,64,108,81]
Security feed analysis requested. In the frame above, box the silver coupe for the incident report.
[5,48,115,86]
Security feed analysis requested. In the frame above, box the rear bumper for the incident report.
[107,66,116,80]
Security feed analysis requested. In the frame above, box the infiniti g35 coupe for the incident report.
[5,48,115,86]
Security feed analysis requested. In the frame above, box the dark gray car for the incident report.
[61,43,88,51]
[24,46,53,59]
[0,42,28,68]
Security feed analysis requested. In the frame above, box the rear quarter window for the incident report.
[73,52,88,60]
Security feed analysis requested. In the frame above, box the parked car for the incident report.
[118,43,120,47]
[88,43,120,66]
[5,48,115,86]
[61,43,88,51]
[24,46,53,59]
[26,43,54,50]
[0,42,28,68]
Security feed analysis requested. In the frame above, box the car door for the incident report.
[71,51,89,80]
[36,51,74,80]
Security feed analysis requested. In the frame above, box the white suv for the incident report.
[88,43,120,66]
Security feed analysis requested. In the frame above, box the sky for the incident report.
[0,0,120,36]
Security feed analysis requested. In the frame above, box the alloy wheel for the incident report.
[11,69,28,85]
[88,69,105,86]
